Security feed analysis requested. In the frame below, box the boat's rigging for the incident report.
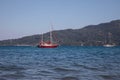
[37,24,59,48]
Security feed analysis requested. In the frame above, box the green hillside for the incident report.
[0,20,120,46]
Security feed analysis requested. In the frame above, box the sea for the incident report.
[0,46,120,80]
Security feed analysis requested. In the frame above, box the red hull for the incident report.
[38,45,58,48]
[37,42,58,48]
[37,45,58,48]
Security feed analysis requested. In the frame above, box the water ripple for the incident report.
[0,46,120,80]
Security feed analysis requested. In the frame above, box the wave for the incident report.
[73,63,103,71]
[54,67,77,72]
[99,75,120,79]
[0,65,25,71]
[60,76,79,80]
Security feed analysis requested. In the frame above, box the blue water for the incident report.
[0,46,120,80]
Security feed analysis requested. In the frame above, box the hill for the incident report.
[0,20,120,46]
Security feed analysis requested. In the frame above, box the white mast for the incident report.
[50,24,53,43]
[41,33,43,43]
[108,32,112,44]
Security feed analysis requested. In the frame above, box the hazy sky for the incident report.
[0,0,120,40]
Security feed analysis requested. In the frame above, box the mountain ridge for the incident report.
[0,19,120,46]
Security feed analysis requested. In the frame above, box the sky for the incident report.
[0,0,120,40]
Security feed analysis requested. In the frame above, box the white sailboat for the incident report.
[103,32,116,47]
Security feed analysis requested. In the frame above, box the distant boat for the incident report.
[103,44,116,47]
[103,32,116,47]
[37,26,59,48]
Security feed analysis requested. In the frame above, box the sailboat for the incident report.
[103,32,116,47]
[37,26,59,48]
